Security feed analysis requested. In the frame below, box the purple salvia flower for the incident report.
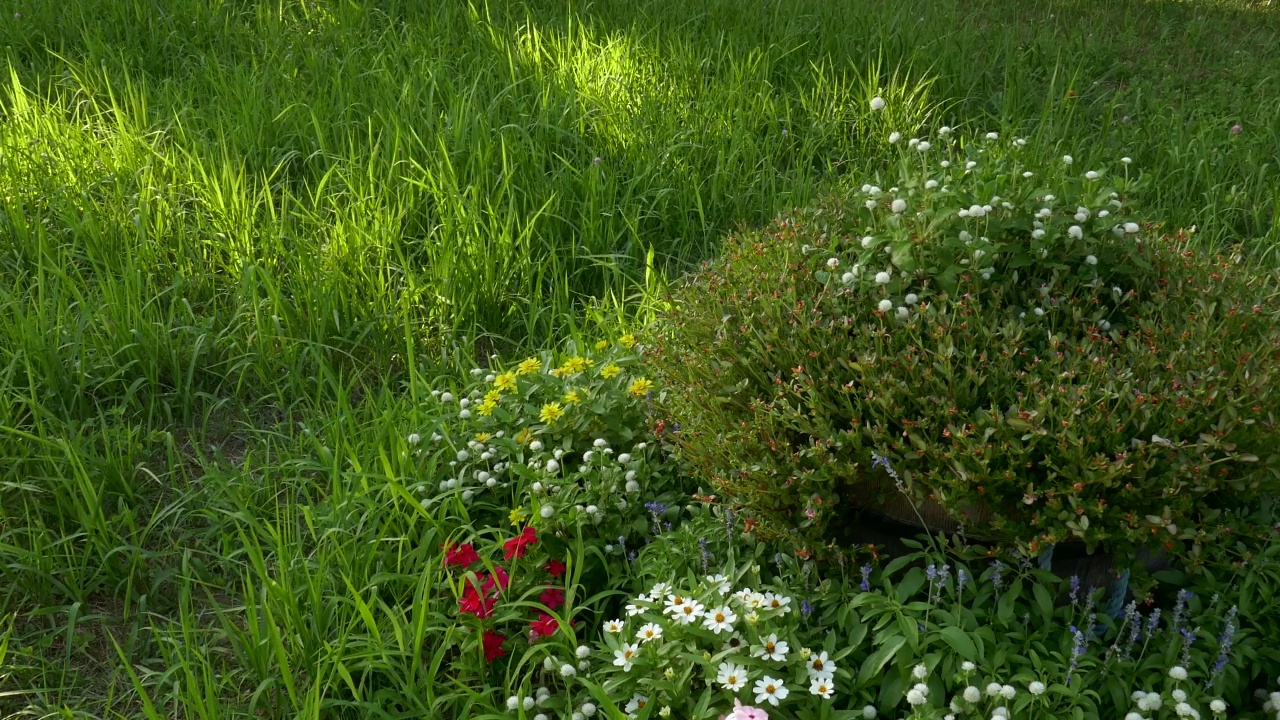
[1170,589,1192,635]
[1209,606,1238,686]
[1147,608,1162,633]
[859,564,872,592]
[989,560,1006,591]
[1179,626,1198,667]
[1069,575,1081,606]
[698,537,711,573]
[724,507,735,541]
[871,452,904,491]
[1121,602,1142,661]
[801,599,815,618]
[1066,625,1087,683]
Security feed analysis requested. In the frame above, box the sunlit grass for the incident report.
[0,0,1278,716]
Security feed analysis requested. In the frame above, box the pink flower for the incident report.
[728,699,769,720]
[1231,124,1243,135]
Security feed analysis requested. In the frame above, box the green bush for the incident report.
[648,131,1280,559]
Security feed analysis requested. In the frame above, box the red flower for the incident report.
[529,612,559,639]
[482,567,510,595]
[482,630,506,662]
[539,588,565,610]
[443,543,480,568]
[544,558,566,577]
[503,526,538,560]
[458,587,496,619]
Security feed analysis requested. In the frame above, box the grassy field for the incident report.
[1,0,1278,716]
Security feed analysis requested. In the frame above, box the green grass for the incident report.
[0,0,1278,716]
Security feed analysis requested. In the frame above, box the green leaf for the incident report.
[938,626,977,660]
[858,634,906,686]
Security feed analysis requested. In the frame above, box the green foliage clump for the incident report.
[648,133,1280,558]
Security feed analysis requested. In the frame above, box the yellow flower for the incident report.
[539,402,565,423]
[620,333,636,348]
[516,357,541,375]
[509,507,529,526]
[474,432,492,444]
[494,371,518,392]
[563,389,581,405]
[555,356,593,376]
[477,399,497,416]
[483,389,501,405]
[515,428,534,445]
[595,340,610,351]
[600,363,622,379]
[627,377,654,397]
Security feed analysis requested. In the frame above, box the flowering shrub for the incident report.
[408,335,682,549]
[647,125,1280,558]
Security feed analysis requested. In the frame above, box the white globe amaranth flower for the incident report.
[896,306,909,319]
[827,257,840,269]
[1125,713,1144,720]
[986,683,1002,697]
[1023,171,1034,177]
[617,453,632,464]
[862,706,877,719]
[523,697,536,711]
[912,664,928,679]
[1169,666,1188,680]
[888,131,901,143]
[917,141,931,152]
[940,160,951,168]
[1063,154,1073,164]
[865,199,877,210]
[908,137,919,147]
[625,470,637,482]
[963,686,982,703]
[905,293,919,305]
[1068,225,1083,239]
[1000,684,1016,700]
[407,433,421,445]
[581,704,597,718]
[1121,156,1132,164]
[1014,137,1027,147]
[961,661,976,672]
[459,397,470,408]
[1029,681,1046,695]
[458,409,471,419]
[507,696,520,711]
[906,689,927,706]
[965,160,978,170]
[1209,699,1226,713]
[1124,222,1140,234]
[625,480,641,493]
[560,663,577,677]
[440,391,454,403]
[870,96,885,111]
[925,179,938,189]
[841,272,856,284]
[540,505,554,518]
[1085,254,1098,265]
[874,271,892,284]
[877,299,893,312]
[1172,689,1188,702]
[891,198,907,213]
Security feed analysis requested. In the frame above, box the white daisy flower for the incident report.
[702,606,737,634]
[807,651,835,675]
[625,694,649,714]
[762,593,791,614]
[673,599,705,625]
[604,619,625,633]
[613,644,638,671]
[662,594,691,615]
[753,633,789,662]
[810,675,835,698]
[716,662,750,691]
[636,623,663,643]
[753,677,789,706]
[625,602,645,617]
[705,574,730,595]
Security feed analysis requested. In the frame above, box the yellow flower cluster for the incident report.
[550,356,593,377]
[600,363,622,379]
[628,377,654,397]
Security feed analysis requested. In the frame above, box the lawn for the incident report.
[1,0,1278,717]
